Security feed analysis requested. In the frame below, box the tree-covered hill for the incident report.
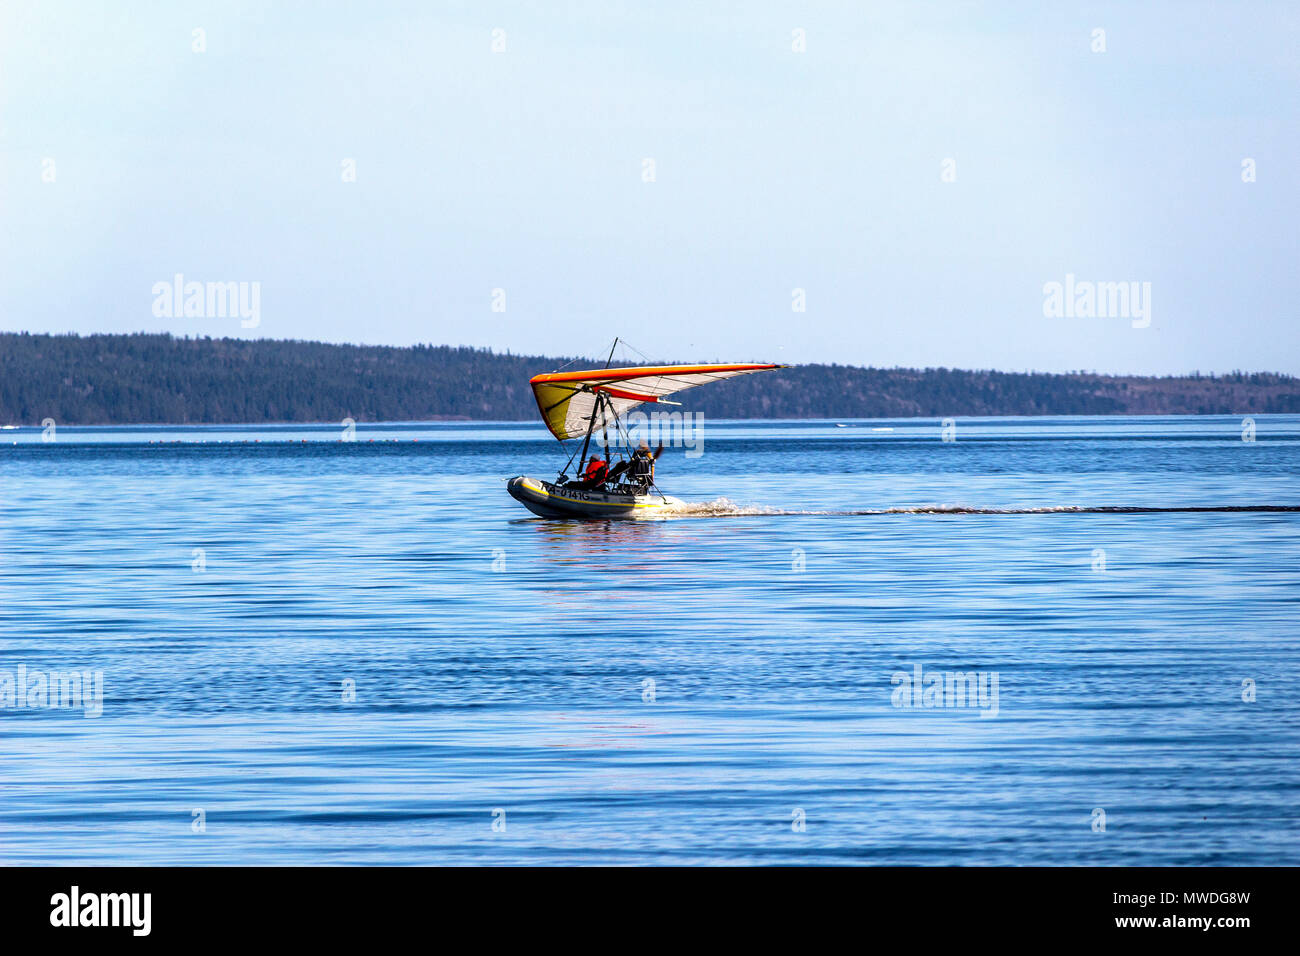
[2,332,1297,425]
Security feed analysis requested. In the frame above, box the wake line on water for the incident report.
[654,499,1300,519]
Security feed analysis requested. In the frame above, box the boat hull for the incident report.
[507,476,680,519]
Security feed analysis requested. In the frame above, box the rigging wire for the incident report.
[615,337,669,415]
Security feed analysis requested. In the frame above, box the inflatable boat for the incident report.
[507,476,682,519]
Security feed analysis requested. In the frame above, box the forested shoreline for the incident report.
[2,332,1296,424]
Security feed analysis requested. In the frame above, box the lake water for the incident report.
[1,415,1297,864]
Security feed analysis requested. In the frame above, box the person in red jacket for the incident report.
[577,455,608,489]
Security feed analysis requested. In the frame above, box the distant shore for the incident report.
[3,331,1298,425]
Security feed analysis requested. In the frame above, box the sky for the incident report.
[2,0,1297,374]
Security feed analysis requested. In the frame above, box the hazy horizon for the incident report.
[4,2,1297,375]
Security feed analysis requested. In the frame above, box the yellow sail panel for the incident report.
[529,363,785,441]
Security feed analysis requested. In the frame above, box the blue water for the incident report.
[1,416,1297,864]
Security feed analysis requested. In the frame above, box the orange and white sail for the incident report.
[530,363,784,441]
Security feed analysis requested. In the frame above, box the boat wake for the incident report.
[650,499,1300,519]
[653,497,790,518]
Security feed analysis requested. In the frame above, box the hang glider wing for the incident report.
[529,363,785,441]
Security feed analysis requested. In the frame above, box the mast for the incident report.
[600,338,617,463]
[580,340,619,473]
[577,388,603,473]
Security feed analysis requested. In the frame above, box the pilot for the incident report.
[627,441,663,487]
